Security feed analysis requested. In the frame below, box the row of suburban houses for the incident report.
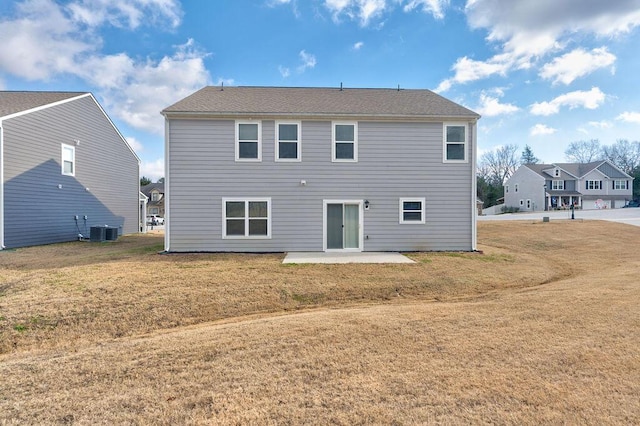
[504,161,633,212]
[2,86,634,252]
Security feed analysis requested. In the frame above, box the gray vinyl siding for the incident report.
[2,96,139,248]
[167,119,474,252]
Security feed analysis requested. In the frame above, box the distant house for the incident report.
[504,161,634,211]
[141,183,165,218]
[162,86,480,253]
[0,91,141,249]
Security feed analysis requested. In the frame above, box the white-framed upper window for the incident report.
[515,184,519,193]
[613,180,628,190]
[519,199,524,206]
[61,144,75,176]
[443,123,467,163]
[151,191,160,201]
[552,180,564,190]
[332,122,357,162]
[235,121,261,161]
[586,180,602,190]
[526,199,531,209]
[554,168,560,177]
[399,198,426,224]
[275,121,301,162]
[222,198,271,239]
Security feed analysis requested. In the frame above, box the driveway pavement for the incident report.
[478,208,640,227]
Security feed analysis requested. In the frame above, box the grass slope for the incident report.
[0,221,639,424]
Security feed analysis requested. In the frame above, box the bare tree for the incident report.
[601,139,640,174]
[564,139,602,163]
[479,144,520,185]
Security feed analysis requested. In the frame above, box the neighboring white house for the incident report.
[504,161,634,212]
[0,91,141,248]
[161,86,480,252]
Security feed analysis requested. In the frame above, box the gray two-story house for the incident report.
[162,86,480,253]
[0,91,140,249]
[504,161,633,211]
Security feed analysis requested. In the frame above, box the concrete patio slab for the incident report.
[283,252,415,264]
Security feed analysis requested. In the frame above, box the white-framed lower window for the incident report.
[519,199,524,206]
[61,144,75,176]
[332,121,357,162]
[552,180,564,190]
[613,180,628,190]
[275,121,301,161]
[526,199,531,209]
[505,185,509,193]
[149,207,159,215]
[235,121,261,161]
[515,183,519,193]
[443,122,467,163]
[586,180,602,190]
[399,198,426,224]
[223,198,271,238]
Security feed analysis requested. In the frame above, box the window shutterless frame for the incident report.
[61,143,75,176]
[331,121,358,162]
[235,121,262,162]
[222,198,271,239]
[275,121,301,162]
[443,122,468,163]
[399,198,426,224]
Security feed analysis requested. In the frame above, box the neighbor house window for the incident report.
[519,199,524,206]
[613,180,628,190]
[151,191,160,201]
[150,207,159,215]
[276,121,301,161]
[399,198,426,224]
[223,198,271,238]
[443,123,467,162]
[61,144,75,176]
[236,121,261,161]
[505,185,509,193]
[586,180,602,190]
[332,122,357,162]
[552,180,564,190]
[515,184,519,193]
[526,199,531,209]
[554,168,560,177]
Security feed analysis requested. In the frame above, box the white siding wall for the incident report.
[167,119,475,252]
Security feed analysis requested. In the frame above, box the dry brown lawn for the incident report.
[0,220,638,424]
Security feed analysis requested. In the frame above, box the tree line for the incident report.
[478,139,640,208]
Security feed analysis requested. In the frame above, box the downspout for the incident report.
[471,120,478,251]
[163,116,170,252]
[0,122,4,249]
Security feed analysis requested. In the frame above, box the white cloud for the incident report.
[475,92,519,117]
[297,50,317,72]
[540,47,616,85]
[67,0,182,30]
[140,158,165,181]
[436,55,511,92]
[0,0,209,135]
[324,0,449,26]
[616,111,640,124]
[588,120,613,129]
[353,41,364,50]
[278,65,291,78]
[125,136,144,154]
[530,87,605,116]
[403,0,449,19]
[435,0,640,91]
[530,124,556,136]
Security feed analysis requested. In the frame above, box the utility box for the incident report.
[90,226,106,242]
[105,227,118,241]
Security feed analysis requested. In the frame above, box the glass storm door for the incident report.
[326,203,360,250]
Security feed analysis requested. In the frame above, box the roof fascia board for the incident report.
[0,93,91,121]
[161,111,480,122]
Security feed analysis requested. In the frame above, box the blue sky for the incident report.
[1,0,640,180]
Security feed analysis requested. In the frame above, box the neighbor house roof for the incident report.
[162,86,480,119]
[141,183,164,197]
[0,91,86,118]
[524,161,629,179]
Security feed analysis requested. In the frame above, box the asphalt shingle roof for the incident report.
[162,86,480,119]
[525,161,624,179]
[0,91,86,118]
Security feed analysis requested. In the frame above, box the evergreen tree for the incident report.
[140,176,151,186]
[520,145,540,164]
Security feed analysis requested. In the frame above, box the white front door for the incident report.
[324,200,363,251]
